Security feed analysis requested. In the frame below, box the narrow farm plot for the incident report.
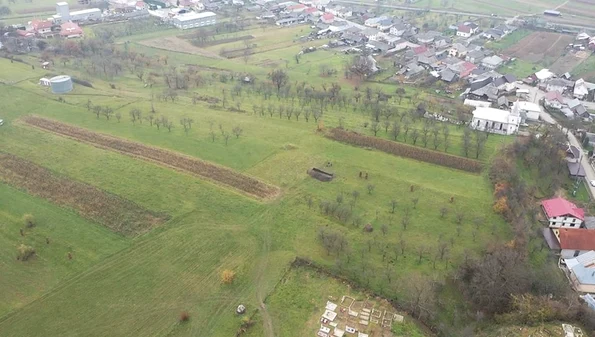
[21,116,281,200]
[504,32,573,64]
[0,152,169,236]
[325,128,484,173]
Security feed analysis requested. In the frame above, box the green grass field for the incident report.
[0,19,514,336]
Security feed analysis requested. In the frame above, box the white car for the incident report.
[0,119,4,126]
[590,180,595,187]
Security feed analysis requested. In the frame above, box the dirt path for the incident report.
[555,0,570,10]
[137,36,225,60]
[255,229,274,337]
[544,35,564,55]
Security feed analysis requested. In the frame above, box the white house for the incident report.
[574,78,595,100]
[546,78,573,93]
[448,43,467,58]
[512,101,541,121]
[463,99,491,108]
[535,68,555,82]
[542,197,585,230]
[544,91,566,109]
[470,107,520,135]
[456,24,471,38]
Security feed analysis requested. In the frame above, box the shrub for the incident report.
[179,311,190,322]
[325,128,483,173]
[23,214,35,228]
[71,77,93,88]
[16,244,35,261]
[221,269,236,284]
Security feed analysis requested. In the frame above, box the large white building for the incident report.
[172,11,216,29]
[53,2,102,23]
[512,101,541,122]
[470,107,520,135]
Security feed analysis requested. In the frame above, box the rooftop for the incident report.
[541,197,584,220]
[513,101,541,112]
[174,11,216,21]
[472,107,512,124]
[559,229,595,250]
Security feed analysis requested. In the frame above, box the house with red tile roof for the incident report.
[60,22,84,39]
[542,197,585,234]
[456,24,471,38]
[559,228,595,258]
[544,90,566,109]
[30,19,53,35]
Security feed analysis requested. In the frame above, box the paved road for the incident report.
[518,83,595,197]
[335,0,595,32]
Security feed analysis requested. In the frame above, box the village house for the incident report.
[567,98,588,118]
[60,22,84,39]
[545,78,574,93]
[564,250,595,293]
[558,229,595,258]
[29,19,53,36]
[542,197,585,232]
[481,55,504,70]
[535,68,556,83]
[470,107,520,135]
[544,90,566,109]
[512,101,541,122]
[456,24,471,38]
[465,49,485,63]
[389,23,409,36]
[448,43,467,58]
[574,78,595,100]
[320,12,334,24]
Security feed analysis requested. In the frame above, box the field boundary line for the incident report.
[18,116,281,201]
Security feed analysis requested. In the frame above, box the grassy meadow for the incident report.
[0,19,513,336]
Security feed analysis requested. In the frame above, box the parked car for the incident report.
[590,180,595,187]
[0,119,4,126]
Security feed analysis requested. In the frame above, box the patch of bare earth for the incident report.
[505,32,573,64]
[138,36,225,59]
[0,153,169,236]
[22,116,281,200]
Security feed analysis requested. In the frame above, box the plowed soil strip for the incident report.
[326,128,483,173]
[0,153,169,236]
[22,116,280,200]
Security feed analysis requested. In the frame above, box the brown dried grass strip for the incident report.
[0,153,169,236]
[325,128,483,173]
[22,116,280,199]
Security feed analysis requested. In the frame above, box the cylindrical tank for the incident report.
[50,75,73,94]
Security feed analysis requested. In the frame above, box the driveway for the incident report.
[517,83,595,197]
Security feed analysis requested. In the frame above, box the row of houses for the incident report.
[540,197,595,293]
[17,19,83,39]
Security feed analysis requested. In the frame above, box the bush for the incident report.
[325,128,483,173]
[16,244,35,261]
[221,269,236,284]
[23,214,35,228]
[179,311,190,322]
[71,77,93,88]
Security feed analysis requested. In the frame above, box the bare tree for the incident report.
[390,199,397,213]
[440,207,448,218]
[371,121,381,136]
[269,69,289,94]
[102,107,114,120]
[411,129,420,145]
[390,122,401,141]
[412,197,419,209]
[367,184,375,194]
[115,112,122,123]
[223,132,231,145]
[232,126,243,139]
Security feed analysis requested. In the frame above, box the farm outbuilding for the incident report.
[544,10,561,16]
[307,168,334,182]
[50,75,73,94]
